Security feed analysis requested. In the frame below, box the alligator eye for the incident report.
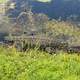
[24,32,27,34]
[31,33,34,36]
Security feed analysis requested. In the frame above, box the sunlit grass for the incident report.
[0,0,8,3]
[0,47,80,80]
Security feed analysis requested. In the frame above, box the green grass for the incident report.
[0,47,80,80]
[0,0,8,3]
[0,0,8,13]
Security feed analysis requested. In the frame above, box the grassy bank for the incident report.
[0,47,80,80]
[0,0,8,3]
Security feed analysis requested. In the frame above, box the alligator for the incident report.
[1,28,79,54]
[4,35,69,53]
[66,46,80,53]
[2,35,80,54]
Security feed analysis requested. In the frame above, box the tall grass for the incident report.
[0,0,7,3]
[0,47,80,80]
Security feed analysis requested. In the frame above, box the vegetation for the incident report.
[0,1,80,80]
[0,0,7,3]
[45,20,80,45]
[1,0,80,46]
[0,47,80,80]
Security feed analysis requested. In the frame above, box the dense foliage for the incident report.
[0,0,7,3]
[0,1,80,80]
[0,47,80,80]
[0,0,80,47]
